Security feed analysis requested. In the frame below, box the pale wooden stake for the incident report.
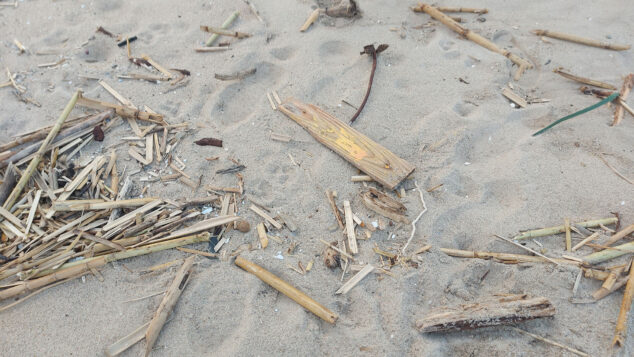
[256,222,268,249]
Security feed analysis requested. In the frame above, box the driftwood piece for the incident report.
[416,295,555,332]
[235,256,338,323]
[300,8,320,32]
[200,25,251,39]
[145,255,195,356]
[278,98,414,190]
[343,200,358,254]
[336,264,374,294]
[361,188,408,223]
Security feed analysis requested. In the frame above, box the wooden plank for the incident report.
[278,98,414,189]
[343,200,358,254]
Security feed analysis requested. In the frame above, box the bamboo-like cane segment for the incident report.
[200,25,251,39]
[532,29,631,51]
[145,255,195,356]
[2,91,79,210]
[440,248,580,265]
[414,4,532,79]
[604,224,634,247]
[206,11,239,46]
[593,276,628,300]
[612,74,634,126]
[235,256,338,323]
[300,8,320,32]
[612,263,634,347]
[514,217,617,240]
[553,68,616,90]
[583,241,634,265]
[0,233,210,301]
[52,198,157,211]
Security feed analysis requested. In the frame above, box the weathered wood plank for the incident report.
[416,295,555,333]
[278,98,414,190]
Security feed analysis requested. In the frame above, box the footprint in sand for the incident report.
[270,46,296,61]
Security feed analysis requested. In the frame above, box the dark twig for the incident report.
[350,44,388,124]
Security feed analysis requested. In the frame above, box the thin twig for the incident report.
[402,181,427,254]
[510,327,589,357]
[494,234,560,266]
[598,153,634,185]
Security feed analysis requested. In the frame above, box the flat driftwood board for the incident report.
[278,98,414,190]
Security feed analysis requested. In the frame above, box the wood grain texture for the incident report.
[416,295,555,332]
[278,98,414,189]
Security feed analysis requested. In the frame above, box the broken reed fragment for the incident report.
[300,8,320,32]
[514,217,617,240]
[532,92,619,136]
[532,29,631,51]
[206,11,239,46]
[417,295,555,332]
[413,4,532,80]
[145,255,195,356]
[553,67,616,90]
[612,74,634,126]
[350,44,388,124]
[200,25,251,39]
[234,256,338,323]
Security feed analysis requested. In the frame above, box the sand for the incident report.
[1,0,633,356]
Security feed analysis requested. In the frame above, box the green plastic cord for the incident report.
[532,92,620,136]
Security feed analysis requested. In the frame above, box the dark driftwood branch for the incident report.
[416,295,555,332]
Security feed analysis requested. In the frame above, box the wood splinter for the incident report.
[612,260,634,347]
[416,295,555,332]
[235,256,338,323]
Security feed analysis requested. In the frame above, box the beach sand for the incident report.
[1,0,633,355]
